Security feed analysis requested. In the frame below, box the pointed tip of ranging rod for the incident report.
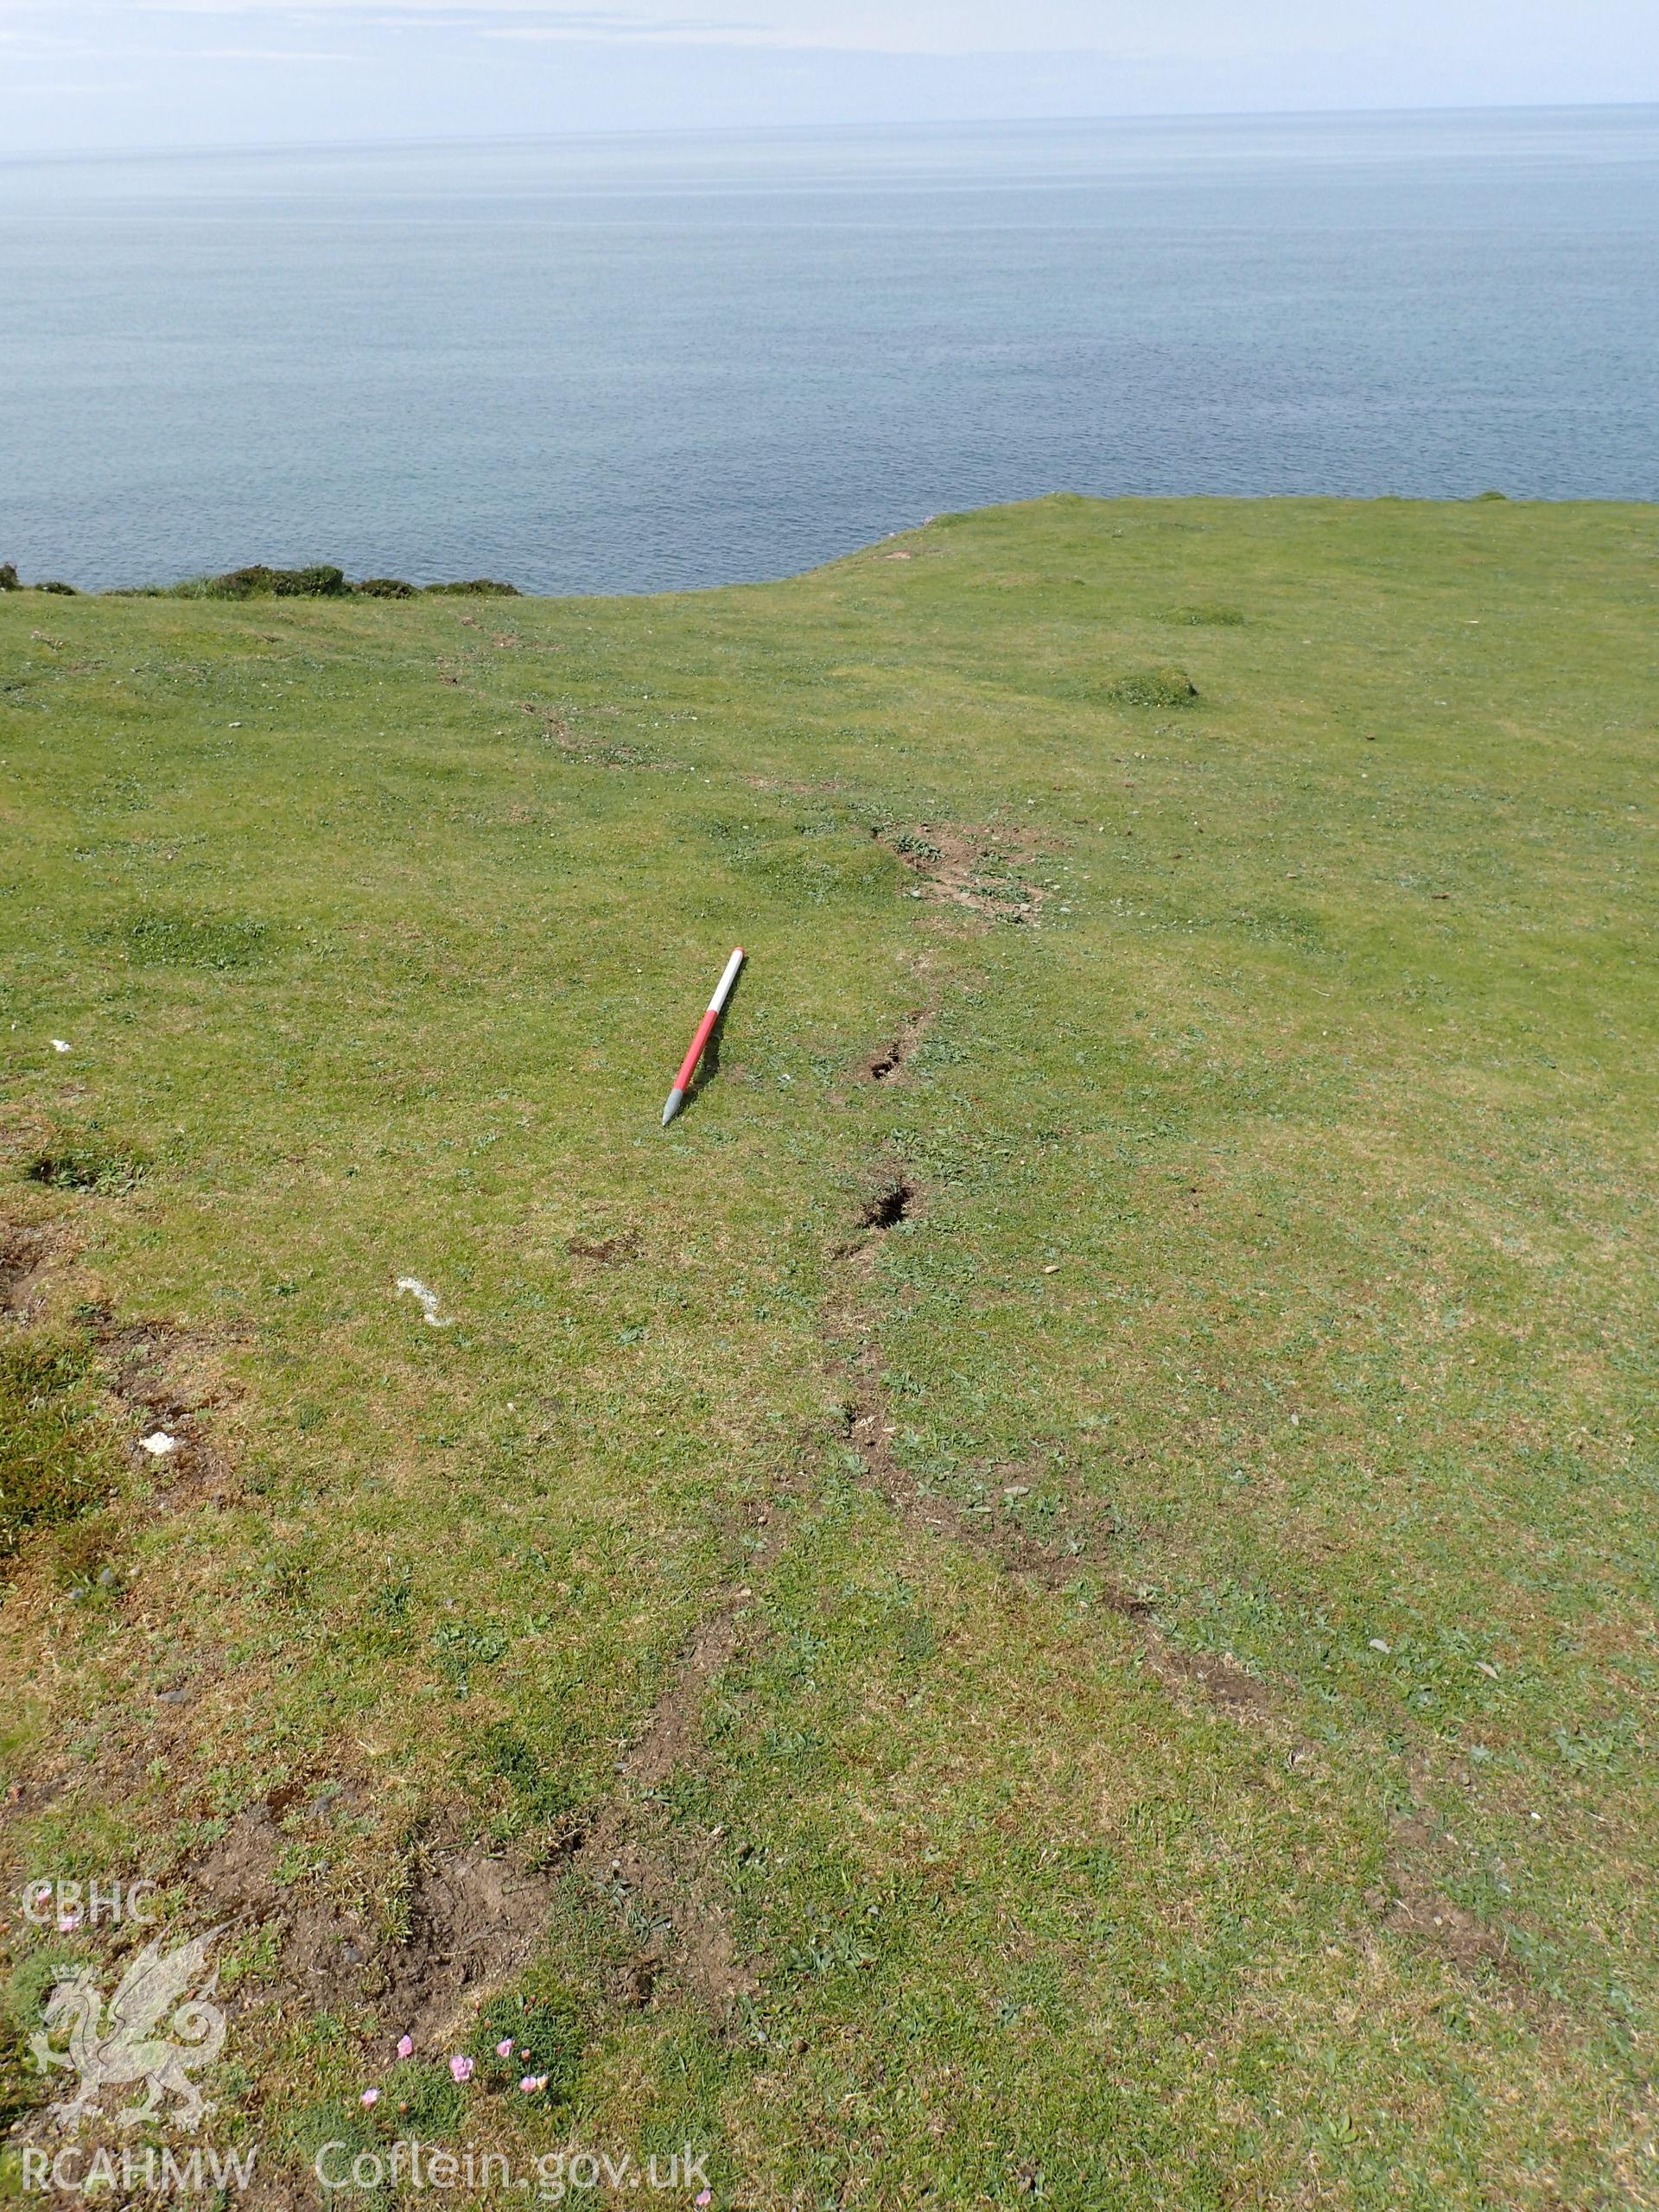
[661,1088,685,1128]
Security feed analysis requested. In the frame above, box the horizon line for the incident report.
[3,95,1656,172]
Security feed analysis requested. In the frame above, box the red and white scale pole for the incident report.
[661,947,745,1127]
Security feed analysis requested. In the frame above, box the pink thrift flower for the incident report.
[448,2055,474,2084]
[360,2088,380,2107]
[519,2075,548,2094]
[58,1911,80,1933]
[696,2194,712,2209]
[496,2039,514,2058]
[397,2035,413,2060]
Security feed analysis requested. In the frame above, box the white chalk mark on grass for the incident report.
[396,1276,454,1329]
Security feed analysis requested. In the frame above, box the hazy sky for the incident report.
[2,0,1655,155]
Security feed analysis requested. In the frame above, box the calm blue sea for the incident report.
[2,107,1656,594]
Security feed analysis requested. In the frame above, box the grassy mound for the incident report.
[1106,663,1200,706]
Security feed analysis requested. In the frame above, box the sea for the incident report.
[2,105,1656,595]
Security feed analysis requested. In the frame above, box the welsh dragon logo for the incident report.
[30,1930,227,2132]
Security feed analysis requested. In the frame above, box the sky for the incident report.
[1,0,1655,156]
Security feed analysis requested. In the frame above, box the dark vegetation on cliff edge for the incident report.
[1,560,520,600]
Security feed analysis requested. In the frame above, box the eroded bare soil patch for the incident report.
[567,1229,644,1264]
[0,1223,64,1316]
[191,1802,567,2045]
[89,1309,239,1505]
[1381,1810,1517,1978]
[576,1814,757,2019]
[517,699,680,772]
[874,823,1046,925]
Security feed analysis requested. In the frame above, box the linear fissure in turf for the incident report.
[565,1503,796,2025]
[825,1192,1287,1731]
[1379,1805,1535,1991]
[857,1001,937,1084]
[857,1175,918,1231]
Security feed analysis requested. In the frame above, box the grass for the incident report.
[0,494,1656,2208]
[0,1332,113,1561]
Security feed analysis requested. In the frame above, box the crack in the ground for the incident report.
[827,1183,1546,1992]
[567,1506,793,2026]
[835,1328,1147,1613]
[858,1004,934,1084]
[826,1187,1272,1721]
[857,1174,918,1231]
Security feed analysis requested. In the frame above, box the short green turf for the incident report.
[2,496,1656,2209]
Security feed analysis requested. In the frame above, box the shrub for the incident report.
[423,579,520,597]
[0,563,17,591]
[355,577,416,599]
[278,564,346,597]
[36,581,78,595]
[1106,666,1200,708]
[194,564,348,601]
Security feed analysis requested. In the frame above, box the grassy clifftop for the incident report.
[2,497,1656,2208]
